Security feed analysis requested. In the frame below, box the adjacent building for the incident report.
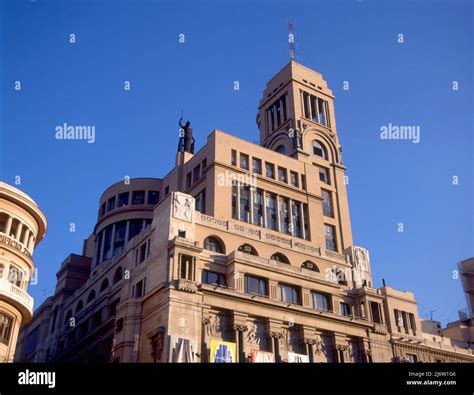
[15,60,474,363]
[0,182,47,362]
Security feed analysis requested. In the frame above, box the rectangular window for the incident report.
[370,301,383,324]
[279,283,301,305]
[312,292,331,312]
[291,201,302,237]
[165,186,169,195]
[8,266,22,287]
[195,189,206,213]
[300,90,330,127]
[202,158,207,171]
[113,221,127,255]
[239,185,250,222]
[232,182,238,219]
[406,354,417,363]
[252,158,262,174]
[244,275,268,296]
[253,189,263,227]
[265,193,277,230]
[409,313,416,332]
[186,172,192,188]
[100,202,106,216]
[231,149,237,166]
[324,224,337,251]
[107,197,116,212]
[265,162,275,179]
[240,153,249,170]
[103,225,113,260]
[322,190,333,217]
[148,191,160,205]
[278,167,287,183]
[279,197,290,234]
[201,271,226,287]
[290,171,298,187]
[179,255,194,280]
[340,302,350,316]
[132,190,145,205]
[319,167,330,184]
[128,219,143,241]
[118,192,129,207]
[135,279,144,298]
[193,165,201,182]
[138,243,147,264]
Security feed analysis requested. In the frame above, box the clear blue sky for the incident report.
[0,0,472,326]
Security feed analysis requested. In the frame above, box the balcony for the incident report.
[0,278,33,321]
[177,278,198,293]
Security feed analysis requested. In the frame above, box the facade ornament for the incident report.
[269,331,283,339]
[173,192,193,222]
[353,246,370,272]
[233,323,248,332]
[246,323,260,345]
[207,313,229,338]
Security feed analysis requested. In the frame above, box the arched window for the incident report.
[113,267,123,285]
[64,310,72,326]
[238,244,258,256]
[87,290,96,304]
[270,253,290,264]
[100,278,109,293]
[302,261,320,272]
[275,145,286,154]
[203,236,225,254]
[76,300,83,314]
[312,140,327,160]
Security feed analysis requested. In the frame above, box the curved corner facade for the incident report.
[92,178,162,268]
[0,182,47,362]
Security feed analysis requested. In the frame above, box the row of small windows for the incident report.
[202,237,320,272]
[64,267,124,322]
[301,90,331,128]
[99,190,160,218]
[186,158,208,189]
[231,184,310,240]
[231,150,306,190]
[94,219,152,264]
[266,93,288,134]
[394,309,417,333]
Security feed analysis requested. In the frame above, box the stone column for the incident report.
[15,222,23,241]
[262,192,267,228]
[201,317,210,363]
[5,215,13,235]
[124,221,130,244]
[304,338,316,362]
[233,323,248,363]
[249,187,255,225]
[27,232,35,251]
[21,228,30,245]
[300,203,306,240]
[275,195,281,232]
[269,331,283,363]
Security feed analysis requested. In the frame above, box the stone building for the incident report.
[0,182,47,362]
[15,60,474,363]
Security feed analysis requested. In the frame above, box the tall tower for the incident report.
[0,182,47,362]
[256,60,353,254]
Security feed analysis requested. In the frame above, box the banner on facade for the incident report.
[287,352,309,363]
[169,336,197,363]
[251,350,275,363]
[210,340,236,363]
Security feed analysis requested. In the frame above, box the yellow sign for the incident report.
[210,340,236,363]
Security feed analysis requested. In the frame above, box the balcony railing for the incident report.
[177,278,198,293]
[0,278,33,318]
